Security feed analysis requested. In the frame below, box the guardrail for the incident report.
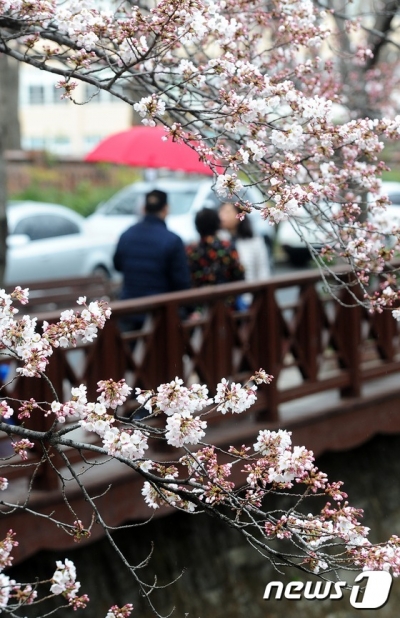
[1,268,400,490]
[5,273,118,313]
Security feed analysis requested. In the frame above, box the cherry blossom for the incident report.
[50,559,89,609]
[97,379,132,409]
[136,378,212,416]
[214,174,244,198]
[102,426,148,460]
[0,531,18,571]
[214,378,257,414]
[0,401,13,420]
[12,438,34,460]
[2,0,400,611]
[0,573,13,610]
[0,287,400,614]
[141,481,196,512]
[133,94,166,126]
[165,412,207,447]
[105,605,134,618]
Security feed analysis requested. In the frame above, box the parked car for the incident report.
[5,201,116,285]
[276,181,400,266]
[370,181,400,238]
[84,178,276,254]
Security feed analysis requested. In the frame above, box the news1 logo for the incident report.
[350,571,392,609]
[263,571,393,609]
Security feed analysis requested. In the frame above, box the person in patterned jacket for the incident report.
[186,208,245,287]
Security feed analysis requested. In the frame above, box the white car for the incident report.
[85,178,275,253]
[5,201,116,285]
[276,181,400,266]
[370,181,400,236]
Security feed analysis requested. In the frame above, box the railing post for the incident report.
[15,350,66,490]
[151,301,185,385]
[178,300,232,392]
[213,299,233,389]
[296,283,322,381]
[84,317,132,400]
[254,286,280,423]
[372,308,397,361]
[336,290,362,398]
[161,302,185,382]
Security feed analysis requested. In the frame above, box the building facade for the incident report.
[19,65,132,157]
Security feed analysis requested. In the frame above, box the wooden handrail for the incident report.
[2,266,400,491]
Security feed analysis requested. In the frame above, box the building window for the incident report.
[83,136,102,152]
[21,136,71,154]
[45,137,71,155]
[28,85,45,105]
[22,136,46,150]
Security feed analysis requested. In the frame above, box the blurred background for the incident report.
[2,57,400,284]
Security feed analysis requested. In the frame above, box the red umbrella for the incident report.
[84,125,214,176]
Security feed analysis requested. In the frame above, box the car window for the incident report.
[388,193,400,205]
[13,214,80,240]
[105,190,146,215]
[104,188,197,216]
[167,191,197,215]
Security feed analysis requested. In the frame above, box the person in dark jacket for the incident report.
[113,189,191,329]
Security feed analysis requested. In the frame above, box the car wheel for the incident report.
[92,265,111,279]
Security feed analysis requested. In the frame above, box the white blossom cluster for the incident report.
[0,573,13,610]
[270,124,305,151]
[97,379,132,410]
[0,291,111,379]
[141,480,196,512]
[50,559,80,596]
[254,429,293,456]
[133,95,166,126]
[0,401,13,420]
[248,430,315,488]
[136,378,212,416]
[0,531,37,610]
[77,401,113,433]
[135,375,264,447]
[51,380,147,461]
[103,427,148,459]
[56,1,113,50]
[214,378,257,414]
[277,508,371,552]
[0,0,55,22]
[136,379,210,447]
[214,173,244,198]
[165,413,207,447]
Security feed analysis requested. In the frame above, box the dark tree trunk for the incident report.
[0,54,20,285]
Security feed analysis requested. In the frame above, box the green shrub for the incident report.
[382,170,400,182]
[9,165,141,217]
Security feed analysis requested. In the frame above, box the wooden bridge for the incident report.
[2,267,400,564]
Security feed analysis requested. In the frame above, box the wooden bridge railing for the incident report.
[1,267,400,490]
